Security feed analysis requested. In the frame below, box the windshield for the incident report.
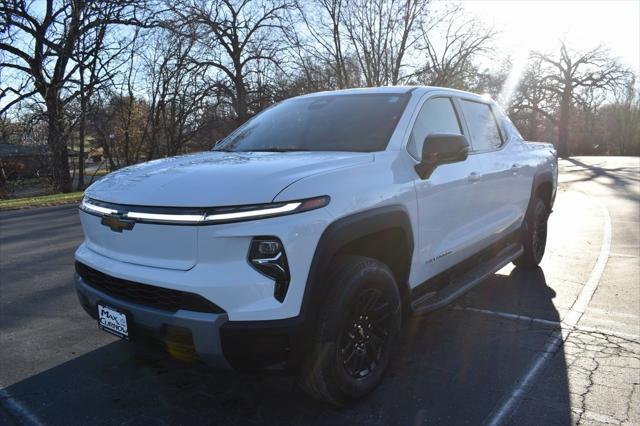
[215,93,410,153]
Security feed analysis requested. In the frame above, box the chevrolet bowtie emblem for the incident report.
[101,214,135,232]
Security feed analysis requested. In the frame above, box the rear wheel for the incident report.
[514,197,549,268]
[297,256,401,406]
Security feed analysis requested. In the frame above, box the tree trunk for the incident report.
[527,101,539,141]
[77,85,86,190]
[527,116,538,141]
[102,138,116,172]
[47,102,72,193]
[557,89,571,158]
[235,76,248,122]
[78,116,85,190]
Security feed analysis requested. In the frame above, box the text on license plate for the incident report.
[97,304,128,339]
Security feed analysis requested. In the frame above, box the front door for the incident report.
[410,97,485,281]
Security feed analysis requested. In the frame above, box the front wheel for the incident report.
[297,256,401,406]
[514,197,549,268]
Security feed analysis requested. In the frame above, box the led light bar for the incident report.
[125,211,206,223]
[79,196,330,225]
[80,198,118,215]
[203,202,301,222]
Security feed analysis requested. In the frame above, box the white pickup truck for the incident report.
[74,86,557,405]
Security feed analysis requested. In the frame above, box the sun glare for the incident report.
[464,0,640,71]
[497,47,530,109]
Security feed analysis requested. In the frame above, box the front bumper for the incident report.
[76,272,307,371]
[76,273,231,368]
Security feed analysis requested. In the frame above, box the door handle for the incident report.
[511,163,520,175]
[468,172,481,183]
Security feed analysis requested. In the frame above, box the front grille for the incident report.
[75,262,224,314]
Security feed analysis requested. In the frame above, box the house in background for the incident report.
[0,141,51,180]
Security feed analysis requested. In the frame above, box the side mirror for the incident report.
[415,133,469,179]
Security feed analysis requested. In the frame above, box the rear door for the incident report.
[456,98,522,246]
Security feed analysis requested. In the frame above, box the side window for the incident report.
[408,97,462,159]
[459,100,503,152]
[498,108,524,141]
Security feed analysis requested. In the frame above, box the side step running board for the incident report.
[411,243,524,315]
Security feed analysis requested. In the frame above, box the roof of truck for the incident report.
[294,86,489,102]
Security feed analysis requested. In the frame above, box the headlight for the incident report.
[248,237,290,302]
[79,196,330,225]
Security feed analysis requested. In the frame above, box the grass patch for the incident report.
[72,168,110,178]
[92,169,110,177]
[0,191,84,211]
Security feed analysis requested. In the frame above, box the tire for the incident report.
[514,197,549,268]
[297,256,402,406]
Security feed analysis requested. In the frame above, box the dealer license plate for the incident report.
[97,304,129,339]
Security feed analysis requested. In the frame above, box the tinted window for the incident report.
[459,100,502,151]
[216,94,410,153]
[407,98,462,158]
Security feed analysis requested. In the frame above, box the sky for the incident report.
[2,0,639,114]
[462,0,640,72]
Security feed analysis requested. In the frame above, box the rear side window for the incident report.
[407,97,462,159]
[459,100,503,152]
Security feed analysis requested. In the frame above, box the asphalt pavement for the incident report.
[1,156,638,425]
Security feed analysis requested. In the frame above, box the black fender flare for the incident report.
[526,170,554,216]
[300,205,414,323]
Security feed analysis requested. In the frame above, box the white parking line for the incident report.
[0,386,43,426]
[454,306,640,342]
[485,197,612,426]
[452,306,560,327]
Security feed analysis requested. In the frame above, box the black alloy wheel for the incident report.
[297,256,401,405]
[339,288,394,379]
[515,197,549,268]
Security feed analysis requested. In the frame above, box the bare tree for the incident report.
[294,0,355,89]
[73,10,136,189]
[0,0,148,192]
[86,28,149,170]
[509,58,559,141]
[167,0,292,123]
[414,5,495,89]
[532,41,629,156]
[75,26,103,189]
[74,14,111,188]
[142,31,212,157]
[88,91,119,171]
[608,77,640,155]
[343,0,426,86]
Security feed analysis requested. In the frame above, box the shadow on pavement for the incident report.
[562,157,640,202]
[4,267,571,425]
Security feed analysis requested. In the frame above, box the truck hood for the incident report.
[85,151,373,207]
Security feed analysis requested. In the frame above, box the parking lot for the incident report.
[1,157,638,425]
